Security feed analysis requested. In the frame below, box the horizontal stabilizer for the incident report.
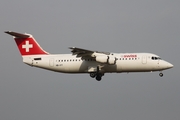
[5,31,30,38]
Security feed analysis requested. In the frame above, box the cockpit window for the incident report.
[151,56,161,60]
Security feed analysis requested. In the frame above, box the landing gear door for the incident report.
[88,66,97,72]
[142,56,147,64]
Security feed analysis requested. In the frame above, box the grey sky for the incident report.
[0,0,179,120]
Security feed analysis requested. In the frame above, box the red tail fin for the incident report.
[5,31,49,56]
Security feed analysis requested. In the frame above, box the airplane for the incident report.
[5,31,173,81]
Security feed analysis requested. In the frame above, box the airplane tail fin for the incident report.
[5,31,49,56]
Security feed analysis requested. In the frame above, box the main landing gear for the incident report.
[90,66,104,81]
[90,72,103,81]
[159,72,163,77]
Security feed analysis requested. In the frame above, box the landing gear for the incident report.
[159,73,163,77]
[90,73,103,81]
[90,72,96,78]
[96,74,102,81]
[89,66,104,81]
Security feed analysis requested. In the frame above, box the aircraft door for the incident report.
[142,56,147,64]
[157,58,160,67]
[49,58,54,67]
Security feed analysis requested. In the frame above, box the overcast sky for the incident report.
[0,0,179,120]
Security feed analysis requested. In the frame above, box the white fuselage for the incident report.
[5,31,173,81]
[22,53,173,74]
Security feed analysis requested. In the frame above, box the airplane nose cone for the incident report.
[167,63,173,69]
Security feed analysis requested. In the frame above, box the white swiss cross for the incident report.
[22,41,33,52]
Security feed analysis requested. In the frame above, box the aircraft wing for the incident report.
[69,47,110,58]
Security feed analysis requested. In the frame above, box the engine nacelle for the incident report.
[95,55,116,65]
[95,55,108,63]
[108,56,116,65]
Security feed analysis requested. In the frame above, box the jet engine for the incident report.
[95,55,116,65]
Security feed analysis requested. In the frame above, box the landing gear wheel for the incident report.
[159,73,163,77]
[90,73,96,78]
[96,75,102,81]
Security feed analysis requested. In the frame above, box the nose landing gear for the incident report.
[159,72,163,77]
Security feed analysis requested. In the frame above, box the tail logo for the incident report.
[22,41,33,52]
